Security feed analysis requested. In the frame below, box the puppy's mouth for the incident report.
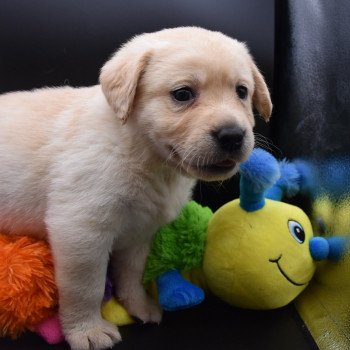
[166,146,238,180]
[201,159,237,172]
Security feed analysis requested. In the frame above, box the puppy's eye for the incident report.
[171,87,195,102]
[236,85,248,100]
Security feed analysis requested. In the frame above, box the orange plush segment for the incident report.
[0,234,58,338]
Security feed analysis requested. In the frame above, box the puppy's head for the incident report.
[100,27,272,181]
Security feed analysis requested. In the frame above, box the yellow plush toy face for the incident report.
[202,199,316,309]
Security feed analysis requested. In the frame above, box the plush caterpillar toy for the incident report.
[144,149,347,311]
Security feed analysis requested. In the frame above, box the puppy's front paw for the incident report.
[65,319,121,350]
[122,293,163,324]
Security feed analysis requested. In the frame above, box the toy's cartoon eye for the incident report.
[288,220,305,244]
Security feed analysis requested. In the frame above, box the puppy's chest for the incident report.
[138,176,194,224]
[119,175,194,236]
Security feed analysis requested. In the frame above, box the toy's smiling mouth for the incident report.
[269,255,308,287]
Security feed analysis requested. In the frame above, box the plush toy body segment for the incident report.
[0,235,57,338]
[203,198,316,309]
[144,201,212,284]
[144,201,211,311]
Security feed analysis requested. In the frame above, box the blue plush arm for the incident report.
[309,236,349,261]
[156,270,205,311]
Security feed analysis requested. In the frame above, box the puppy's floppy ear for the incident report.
[100,45,152,123]
[251,63,273,122]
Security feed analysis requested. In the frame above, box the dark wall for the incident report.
[0,0,274,210]
[273,0,350,159]
[0,0,274,91]
[272,3,350,347]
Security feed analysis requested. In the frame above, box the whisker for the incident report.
[254,133,282,156]
[181,145,196,165]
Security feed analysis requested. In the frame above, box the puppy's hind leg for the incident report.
[46,213,121,350]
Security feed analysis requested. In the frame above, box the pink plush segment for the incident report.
[34,314,64,344]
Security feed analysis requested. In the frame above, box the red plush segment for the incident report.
[0,234,58,338]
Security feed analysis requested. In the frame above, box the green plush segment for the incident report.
[143,201,213,284]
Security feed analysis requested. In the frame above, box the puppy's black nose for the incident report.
[213,127,245,153]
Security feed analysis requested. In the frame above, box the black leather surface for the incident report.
[0,296,318,350]
[273,0,350,159]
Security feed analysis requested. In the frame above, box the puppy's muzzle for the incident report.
[212,126,246,154]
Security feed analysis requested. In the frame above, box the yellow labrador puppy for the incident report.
[0,27,271,349]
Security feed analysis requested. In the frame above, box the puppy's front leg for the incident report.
[47,218,121,350]
[111,242,162,323]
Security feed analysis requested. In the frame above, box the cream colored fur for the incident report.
[0,27,271,350]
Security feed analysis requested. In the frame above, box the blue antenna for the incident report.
[265,159,300,201]
[239,149,280,212]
